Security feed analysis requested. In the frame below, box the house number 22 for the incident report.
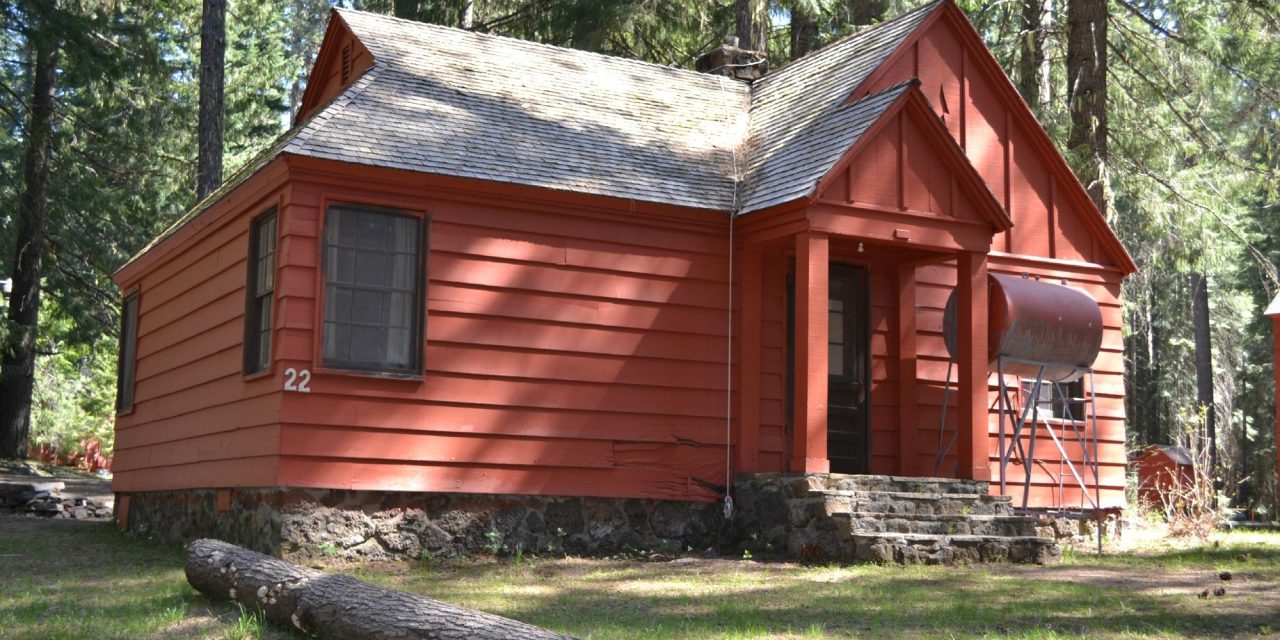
[283,368,312,393]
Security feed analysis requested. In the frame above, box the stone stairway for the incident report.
[731,473,1060,565]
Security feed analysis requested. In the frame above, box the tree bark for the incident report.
[393,0,420,20]
[461,0,475,29]
[734,0,766,51]
[0,11,59,460]
[1065,0,1109,218]
[1191,271,1216,476]
[1017,0,1052,111]
[197,0,227,200]
[848,0,888,26]
[790,4,820,59]
[185,539,577,640]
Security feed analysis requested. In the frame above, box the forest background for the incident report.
[0,0,1276,515]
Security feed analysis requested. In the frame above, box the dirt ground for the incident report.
[0,460,114,504]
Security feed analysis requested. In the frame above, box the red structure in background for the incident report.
[1265,294,1280,504]
[1132,444,1194,509]
[29,439,112,474]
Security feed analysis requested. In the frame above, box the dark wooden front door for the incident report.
[827,264,870,474]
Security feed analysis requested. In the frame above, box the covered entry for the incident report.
[731,85,1015,480]
[789,263,872,474]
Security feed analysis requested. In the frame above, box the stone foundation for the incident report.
[118,475,1085,565]
[1029,510,1124,545]
[119,488,727,562]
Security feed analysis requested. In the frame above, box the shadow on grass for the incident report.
[376,555,1279,639]
[0,518,291,640]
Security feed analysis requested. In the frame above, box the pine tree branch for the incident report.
[1112,143,1280,294]
[1113,0,1280,103]
[1106,39,1263,178]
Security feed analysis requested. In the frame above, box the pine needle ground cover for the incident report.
[0,517,1276,639]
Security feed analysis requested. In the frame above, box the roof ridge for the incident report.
[333,7,746,90]
[752,0,942,90]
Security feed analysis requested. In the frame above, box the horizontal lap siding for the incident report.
[113,185,286,493]
[755,248,789,471]
[277,180,730,501]
[907,259,1127,508]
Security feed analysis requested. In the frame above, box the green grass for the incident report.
[348,531,1280,639]
[1,516,1277,639]
[0,518,290,640]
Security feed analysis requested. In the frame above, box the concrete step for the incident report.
[836,512,1039,537]
[850,532,1060,565]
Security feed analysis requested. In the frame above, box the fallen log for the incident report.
[185,538,576,639]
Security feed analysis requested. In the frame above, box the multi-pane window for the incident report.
[322,205,423,373]
[116,292,139,412]
[244,210,277,374]
[1022,378,1086,421]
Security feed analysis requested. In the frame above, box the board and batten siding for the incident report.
[813,9,1129,508]
[274,166,732,502]
[112,167,290,493]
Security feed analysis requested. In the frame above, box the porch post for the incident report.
[791,231,829,473]
[896,265,918,476]
[737,245,762,473]
[956,250,992,481]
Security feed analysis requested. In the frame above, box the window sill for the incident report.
[243,368,274,382]
[312,365,424,383]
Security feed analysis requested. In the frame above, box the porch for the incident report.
[732,206,1007,483]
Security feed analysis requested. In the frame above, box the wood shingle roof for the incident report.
[122,2,945,269]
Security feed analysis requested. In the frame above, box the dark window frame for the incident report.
[320,203,427,376]
[1022,378,1087,422]
[116,290,140,414]
[244,208,278,375]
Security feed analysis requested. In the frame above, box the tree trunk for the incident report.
[848,0,888,26]
[0,12,59,460]
[1017,0,1052,111]
[1191,271,1216,476]
[1065,0,1109,218]
[197,0,227,200]
[185,539,577,639]
[461,0,475,29]
[393,0,420,20]
[734,0,766,51]
[790,4,820,60]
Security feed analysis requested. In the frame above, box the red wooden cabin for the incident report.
[111,0,1135,526]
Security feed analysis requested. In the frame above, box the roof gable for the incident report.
[1266,291,1280,316]
[846,0,1136,273]
[736,2,942,213]
[295,12,375,123]
[812,82,1011,231]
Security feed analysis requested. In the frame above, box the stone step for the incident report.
[836,513,1040,537]
[851,532,1060,565]
[810,489,1015,517]
[822,474,991,495]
